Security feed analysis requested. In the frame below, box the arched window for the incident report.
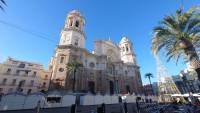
[60,57,64,63]
[75,21,79,27]
[107,56,112,62]
[126,44,129,52]
[75,39,78,46]
[122,47,125,52]
[70,20,73,26]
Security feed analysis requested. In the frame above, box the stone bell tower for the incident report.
[119,37,137,65]
[59,10,85,48]
[49,10,86,90]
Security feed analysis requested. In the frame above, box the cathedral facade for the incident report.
[49,10,143,94]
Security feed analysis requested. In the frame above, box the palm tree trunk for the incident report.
[148,77,153,95]
[73,69,76,92]
[182,40,200,80]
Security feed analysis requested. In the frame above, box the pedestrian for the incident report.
[36,101,41,113]
[102,103,105,113]
[136,98,140,113]
[159,108,164,113]
[124,102,127,113]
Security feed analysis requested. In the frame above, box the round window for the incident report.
[59,68,64,72]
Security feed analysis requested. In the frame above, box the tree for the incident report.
[145,73,154,95]
[66,60,83,92]
[151,6,200,80]
[0,0,6,11]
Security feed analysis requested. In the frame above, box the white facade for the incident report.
[0,58,51,94]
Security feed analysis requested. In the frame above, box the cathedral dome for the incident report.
[120,37,129,44]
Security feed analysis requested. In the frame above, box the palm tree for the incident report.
[145,73,154,95]
[0,0,6,11]
[152,6,200,80]
[66,60,83,92]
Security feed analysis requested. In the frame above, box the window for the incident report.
[60,57,64,63]
[126,45,129,52]
[30,80,34,86]
[12,79,16,85]
[75,21,79,27]
[25,71,29,76]
[45,75,48,79]
[75,39,78,46]
[18,80,25,87]
[2,78,7,85]
[59,68,64,72]
[122,47,125,52]
[18,63,25,68]
[27,89,32,94]
[33,71,37,77]
[43,82,46,87]
[107,56,112,62]
[6,68,11,74]
[16,70,20,75]
[125,70,128,75]
[70,20,73,26]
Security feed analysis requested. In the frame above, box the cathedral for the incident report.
[48,10,143,95]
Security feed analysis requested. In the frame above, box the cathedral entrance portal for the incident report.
[88,81,95,94]
[126,85,130,94]
[109,81,114,95]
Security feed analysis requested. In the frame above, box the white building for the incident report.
[0,57,51,94]
[49,10,143,94]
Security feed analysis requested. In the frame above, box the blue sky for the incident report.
[0,0,199,84]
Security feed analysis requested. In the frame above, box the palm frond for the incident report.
[151,6,200,64]
[145,73,153,78]
[0,0,6,11]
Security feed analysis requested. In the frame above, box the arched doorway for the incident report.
[109,81,114,95]
[88,81,95,94]
[126,85,130,93]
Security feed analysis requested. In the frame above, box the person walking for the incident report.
[136,97,140,113]
[36,101,41,113]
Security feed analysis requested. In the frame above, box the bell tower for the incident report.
[119,37,137,65]
[59,10,85,48]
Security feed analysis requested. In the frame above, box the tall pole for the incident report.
[73,69,76,92]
